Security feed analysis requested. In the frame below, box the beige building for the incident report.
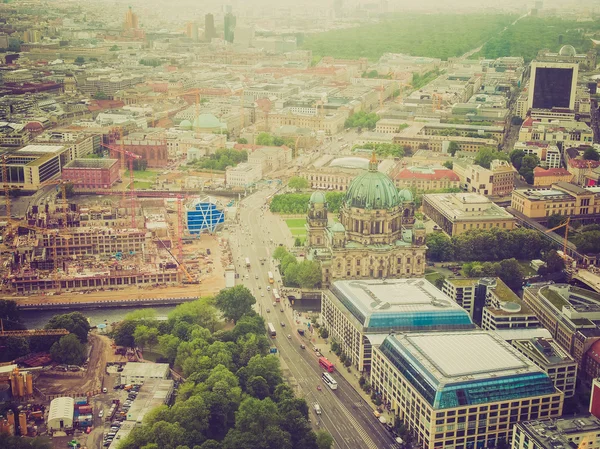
[513,142,561,170]
[519,117,593,147]
[512,416,600,449]
[267,109,346,135]
[321,278,474,372]
[391,165,460,192]
[306,156,426,286]
[454,159,515,197]
[225,163,262,187]
[393,134,497,153]
[371,331,563,449]
[245,144,293,173]
[422,192,516,236]
[533,167,574,187]
[511,337,577,398]
[510,182,600,220]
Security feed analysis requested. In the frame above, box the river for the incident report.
[18,305,177,329]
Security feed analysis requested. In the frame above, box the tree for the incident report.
[496,258,524,290]
[474,147,508,169]
[0,299,23,330]
[133,159,148,171]
[320,328,329,339]
[46,312,91,343]
[434,276,446,290]
[214,286,256,323]
[50,334,87,365]
[519,154,539,184]
[256,133,274,146]
[288,176,309,191]
[134,325,152,350]
[544,249,566,273]
[573,230,600,254]
[583,147,600,161]
[93,91,108,100]
[1,337,30,362]
[426,233,454,261]
[443,160,453,169]
[109,45,120,51]
[511,116,524,126]
[237,138,248,144]
[448,141,460,156]
[74,56,85,65]
[294,237,303,247]
[509,149,525,170]
[344,111,380,130]
[112,320,138,347]
[295,260,322,288]
[273,246,288,261]
[247,376,270,400]
[316,430,333,449]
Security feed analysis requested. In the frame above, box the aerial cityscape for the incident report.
[1,0,600,448]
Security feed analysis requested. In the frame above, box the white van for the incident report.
[313,403,321,415]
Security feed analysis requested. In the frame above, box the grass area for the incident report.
[141,349,165,362]
[302,14,515,61]
[285,219,307,228]
[540,286,569,309]
[425,271,445,287]
[126,169,159,181]
[290,228,307,237]
[133,181,154,190]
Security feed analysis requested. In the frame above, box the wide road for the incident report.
[227,186,399,449]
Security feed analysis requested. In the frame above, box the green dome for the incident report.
[344,170,400,210]
[331,222,345,233]
[193,113,223,130]
[179,120,192,130]
[399,189,414,202]
[414,219,425,229]
[309,191,326,204]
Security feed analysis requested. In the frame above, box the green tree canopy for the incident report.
[288,176,309,191]
[46,312,91,343]
[448,141,459,156]
[426,233,454,262]
[583,147,600,161]
[215,286,256,323]
[474,147,509,169]
[345,111,380,130]
[50,334,87,365]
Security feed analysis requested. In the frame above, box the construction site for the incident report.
[0,155,231,300]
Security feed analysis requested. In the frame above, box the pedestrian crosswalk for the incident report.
[336,397,379,449]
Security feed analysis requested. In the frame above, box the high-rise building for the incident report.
[185,22,198,41]
[124,6,139,30]
[204,14,216,42]
[527,61,578,111]
[224,13,236,43]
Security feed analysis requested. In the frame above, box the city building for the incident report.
[244,144,293,173]
[422,192,516,236]
[204,14,216,42]
[119,362,170,386]
[527,61,578,111]
[321,278,474,372]
[224,13,236,43]
[453,159,515,197]
[518,117,593,148]
[300,156,384,192]
[523,284,600,365]
[62,158,120,188]
[124,6,139,30]
[533,167,574,187]
[392,134,497,154]
[442,278,488,323]
[480,277,540,332]
[267,109,346,135]
[225,163,262,187]
[510,182,600,222]
[392,166,460,192]
[536,45,597,71]
[511,337,577,397]
[591,378,600,419]
[123,379,174,424]
[47,397,74,431]
[512,416,600,449]
[306,155,426,286]
[580,340,600,381]
[116,132,168,168]
[513,142,561,170]
[564,146,600,185]
[371,331,563,449]
[185,197,225,234]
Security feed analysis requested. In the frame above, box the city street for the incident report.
[226,187,399,449]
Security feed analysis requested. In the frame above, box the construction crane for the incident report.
[100,141,142,228]
[545,216,571,257]
[0,319,69,337]
[156,237,196,283]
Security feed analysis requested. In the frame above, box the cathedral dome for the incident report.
[559,45,577,57]
[179,120,192,130]
[309,191,326,204]
[331,222,345,233]
[344,169,400,210]
[398,189,414,202]
[193,113,223,130]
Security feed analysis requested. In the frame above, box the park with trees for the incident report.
[269,192,345,214]
[273,247,322,289]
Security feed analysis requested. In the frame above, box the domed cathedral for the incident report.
[307,153,426,286]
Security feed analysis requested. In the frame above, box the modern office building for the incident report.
[224,13,236,43]
[371,331,563,449]
[321,278,474,372]
[1,144,72,190]
[512,415,600,449]
[442,278,488,323]
[523,284,600,365]
[204,14,216,42]
[511,337,577,398]
[422,192,516,236]
[527,61,578,111]
[306,155,426,286]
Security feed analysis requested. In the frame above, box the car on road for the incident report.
[255,274,259,279]
[300,344,306,349]
[261,292,264,297]
[280,308,283,312]
[99,410,104,418]
[273,302,276,306]
[287,334,291,339]
[267,286,271,291]
[280,322,285,327]
[266,308,270,313]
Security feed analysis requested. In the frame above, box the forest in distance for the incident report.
[302,14,600,62]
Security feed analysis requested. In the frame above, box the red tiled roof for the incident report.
[586,340,600,365]
[533,167,572,177]
[569,159,600,169]
[522,117,534,127]
[394,168,460,181]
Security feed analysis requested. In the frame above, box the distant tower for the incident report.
[63,73,77,95]
[204,14,216,42]
[224,13,236,43]
[186,22,198,41]
[124,6,139,30]
[306,191,328,248]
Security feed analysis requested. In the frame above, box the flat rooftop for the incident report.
[379,331,556,408]
[517,416,600,449]
[121,362,170,379]
[423,192,516,221]
[329,279,473,332]
[64,158,119,169]
[16,144,65,154]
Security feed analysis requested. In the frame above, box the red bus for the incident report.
[319,356,335,373]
